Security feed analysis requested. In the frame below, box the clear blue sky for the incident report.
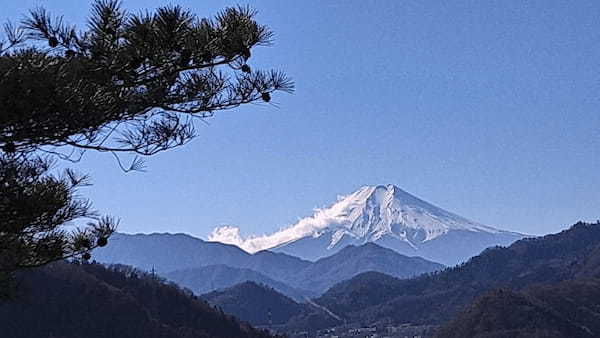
[4,1,600,237]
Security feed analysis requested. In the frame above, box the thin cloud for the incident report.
[208,188,370,253]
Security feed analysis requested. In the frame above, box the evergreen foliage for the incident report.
[0,0,292,299]
[1,0,292,156]
[0,154,115,299]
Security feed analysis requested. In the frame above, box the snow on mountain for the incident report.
[314,184,501,245]
[209,184,524,265]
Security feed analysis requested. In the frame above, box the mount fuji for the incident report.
[210,184,525,266]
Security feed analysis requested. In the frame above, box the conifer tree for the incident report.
[0,0,292,299]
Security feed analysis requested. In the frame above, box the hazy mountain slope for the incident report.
[375,228,522,267]
[0,262,278,338]
[93,232,311,276]
[243,250,312,282]
[290,242,443,292]
[308,222,600,329]
[437,279,600,338]
[166,265,315,301]
[202,281,308,326]
[94,232,442,299]
[92,232,252,273]
[257,184,523,265]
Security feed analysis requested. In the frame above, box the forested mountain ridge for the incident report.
[436,278,600,338]
[202,281,308,326]
[0,261,280,338]
[304,222,600,330]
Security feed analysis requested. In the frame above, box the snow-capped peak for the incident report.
[326,184,500,246]
[209,184,502,254]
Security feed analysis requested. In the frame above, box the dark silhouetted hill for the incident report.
[436,278,600,338]
[0,261,279,338]
[202,281,308,326]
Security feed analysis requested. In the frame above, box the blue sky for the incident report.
[3,1,600,237]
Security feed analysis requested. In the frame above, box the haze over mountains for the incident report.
[87,183,580,337]
[192,221,600,337]
[93,233,442,300]
[91,183,528,304]
[210,184,524,265]
[165,265,314,301]
[10,221,599,338]
[12,182,597,337]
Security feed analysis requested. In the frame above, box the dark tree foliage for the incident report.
[1,0,293,158]
[0,0,292,299]
[0,154,115,299]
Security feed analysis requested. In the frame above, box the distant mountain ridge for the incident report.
[286,242,443,292]
[93,232,309,275]
[93,232,442,298]
[165,265,315,302]
[211,184,524,265]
